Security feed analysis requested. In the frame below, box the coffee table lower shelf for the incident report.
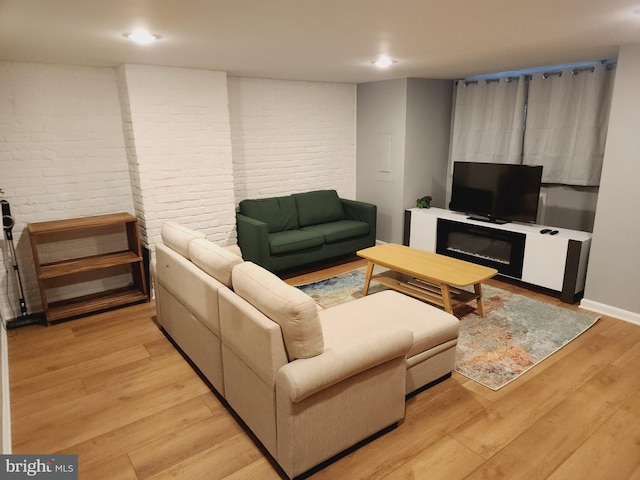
[371,270,480,314]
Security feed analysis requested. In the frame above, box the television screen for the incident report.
[449,162,543,224]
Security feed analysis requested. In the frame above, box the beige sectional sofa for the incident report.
[154,221,460,479]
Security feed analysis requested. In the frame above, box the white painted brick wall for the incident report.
[228,77,356,202]
[0,62,135,321]
[1,62,359,321]
[117,65,236,249]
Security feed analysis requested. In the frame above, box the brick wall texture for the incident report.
[0,61,357,320]
[228,77,356,200]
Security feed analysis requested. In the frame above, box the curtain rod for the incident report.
[572,66,595,75]
[458,63,615,85]
[459,59,617,84]
[458,75,520,86]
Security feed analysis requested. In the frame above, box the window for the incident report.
[451,61,616,186]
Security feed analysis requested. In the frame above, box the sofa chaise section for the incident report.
[319,290,460,395]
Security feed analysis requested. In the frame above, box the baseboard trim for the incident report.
[580,299,640,327]
[1,325,11,453]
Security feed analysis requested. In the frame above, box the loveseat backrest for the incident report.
[291,189,346,227]
[238,196,299,233]
[238,190,349,233]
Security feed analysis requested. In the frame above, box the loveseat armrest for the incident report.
[276,327,412,403]
[341,198,377,229]
[236,213,272,270]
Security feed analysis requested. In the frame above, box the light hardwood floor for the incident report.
[8,258,640,479]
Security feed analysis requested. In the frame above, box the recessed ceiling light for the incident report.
[372,55,396,68]
[124,29,160,45]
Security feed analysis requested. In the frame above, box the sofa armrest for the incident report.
[341,198,377,229]
[276,327,412,403]
[236,213,272,270]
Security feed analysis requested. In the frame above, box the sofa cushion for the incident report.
[268,230,325,255]
[161,221,206,259]
[232,262,324,361]
[223,244,243,258]
[239,196,299,233]
[320,290,459,360]
[300,220,370,244]
[189,238,244,288]
[292,190,346,227]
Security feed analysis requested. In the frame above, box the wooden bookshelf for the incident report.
[28,212,148,325]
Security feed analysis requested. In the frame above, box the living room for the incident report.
[1,1,640,478]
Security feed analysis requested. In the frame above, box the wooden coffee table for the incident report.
[357,243,497,317]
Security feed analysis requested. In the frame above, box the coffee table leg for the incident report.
[440,284,453,314]
[474,283,485,317]
[363,261,374,296]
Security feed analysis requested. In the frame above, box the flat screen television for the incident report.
[449,161,543,224]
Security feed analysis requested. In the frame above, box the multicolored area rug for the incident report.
[295,267,600,390]
[295,267,388,309]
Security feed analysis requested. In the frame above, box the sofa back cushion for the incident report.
[155,243,224,337]
[189,238,243,288]
[223,244,243,258]
[232,262,324,361]
[161,221,206,259]
[293,190,346,227]
[239,196,299,233]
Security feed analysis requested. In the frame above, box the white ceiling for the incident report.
[2,0,640,83]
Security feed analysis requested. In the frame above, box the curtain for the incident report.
[523,64,616,185]
[451,76,526,165]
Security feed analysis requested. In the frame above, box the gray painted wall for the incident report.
[404,78,453,210]
[540,185,599,232]
[356,78,453,243]
[583,43,640,316]
[356,79,408,243]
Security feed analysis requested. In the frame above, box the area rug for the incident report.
[295,268,600,390]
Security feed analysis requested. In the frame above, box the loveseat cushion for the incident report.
[239,196,299,233]
[189,238,243,288]
[292,190,346,227]
[232,262,324,361]
[161,221,206,259]
[268,230,325,255]
[300,220,370,244]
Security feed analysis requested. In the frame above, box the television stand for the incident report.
[404,207,592,304]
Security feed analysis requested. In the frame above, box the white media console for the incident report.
[404,207,592,303]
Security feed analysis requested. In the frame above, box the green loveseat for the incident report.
[236,190,376,272]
